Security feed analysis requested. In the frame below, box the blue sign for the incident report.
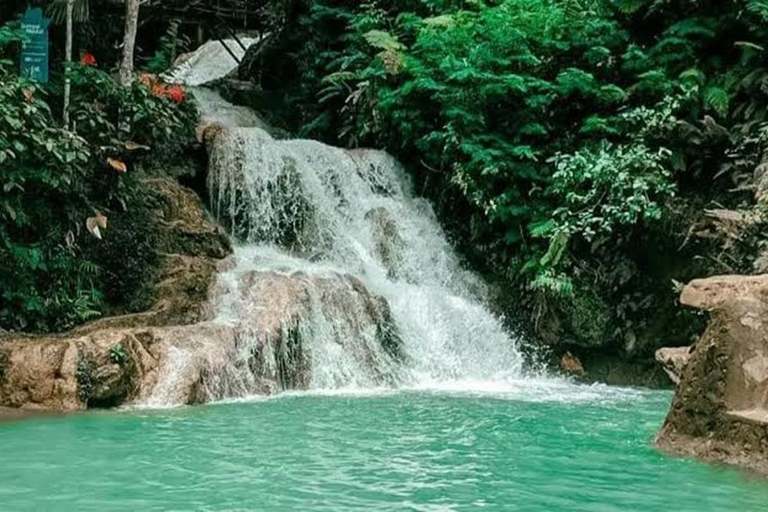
[20,7,50,83]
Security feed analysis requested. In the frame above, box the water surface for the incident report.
[1,386,766,511]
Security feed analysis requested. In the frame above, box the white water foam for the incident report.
[165,37,262,86]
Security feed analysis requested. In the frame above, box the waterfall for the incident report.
[165,37,262,86]
[137,43,546,406]
[199,94,530,392]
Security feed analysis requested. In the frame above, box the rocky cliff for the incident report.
[656,275,768,474]
[0,178,232,410]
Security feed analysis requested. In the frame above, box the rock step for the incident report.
[726,408,768,426]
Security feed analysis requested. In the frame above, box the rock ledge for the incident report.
[656,274,768,475]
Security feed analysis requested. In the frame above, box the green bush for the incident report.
[259,0,768,351]
[0,22,198,333]
[67,64,198,170]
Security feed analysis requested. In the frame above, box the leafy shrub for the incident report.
[0,22,198,333]
[109,344,127,366]
[68,64,198,170]
[260,0,768,352]
[0,50,97,331]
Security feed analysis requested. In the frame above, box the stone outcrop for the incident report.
[0,271,401,410]
[0,178,401,410]
[0,178,233,410]
[655,346,692,385]
[656,274,768,474]
[559,352,584,376]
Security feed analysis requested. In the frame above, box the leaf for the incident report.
[123,141,150,151]
[86,213,108,240]
[679,68,705,86]
[734,41,765,52]
[363,30,405,51]
[2,201,16,221]
[65,230,75,248]
[107,158,128,173]
[704,86,730,117]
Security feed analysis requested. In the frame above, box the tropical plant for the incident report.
[259,0,768,351]
[0,20,197,333]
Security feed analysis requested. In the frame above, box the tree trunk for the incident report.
[63,0,74,129]
[119,0,140,86]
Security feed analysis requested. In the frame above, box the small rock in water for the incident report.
[560,352,584,376]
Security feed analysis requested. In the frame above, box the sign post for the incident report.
[20,7,50,83]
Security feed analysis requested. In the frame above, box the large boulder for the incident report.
[0,269,401,410]
[656,274,768,474]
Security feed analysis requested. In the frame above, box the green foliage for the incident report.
[0,22,198,333]
[109,345,127,366]
[262,0,768,351]
[68,64,198,169]
[548,143,674,242]
[87,187,161,313]
[0,45,98,331]
[145,20,189,74]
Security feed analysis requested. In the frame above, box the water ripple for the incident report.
[1,391,766,511]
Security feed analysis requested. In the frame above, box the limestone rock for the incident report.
[655,346,692,385]
[0,269,402,409]
[146,177,232,259]
[679,274,768,311]
[560,352,584,376]
[657,274,768,474]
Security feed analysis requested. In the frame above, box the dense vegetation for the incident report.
[0,19,197,333]
[253,0,768,358]
[4,0,768,365]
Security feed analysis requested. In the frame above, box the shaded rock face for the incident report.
[147,177,232,260]
[79,178,232,332]
[656,275,768,474]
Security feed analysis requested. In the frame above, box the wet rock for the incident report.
[560,352,584,376]
[656,274,768,474]
[146,177,232,259]
[229,270,402,389]
[655,346,692,385]
[365,207,404,278]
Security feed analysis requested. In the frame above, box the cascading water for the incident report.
[205,125,530,390]
[144,40,552,406]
